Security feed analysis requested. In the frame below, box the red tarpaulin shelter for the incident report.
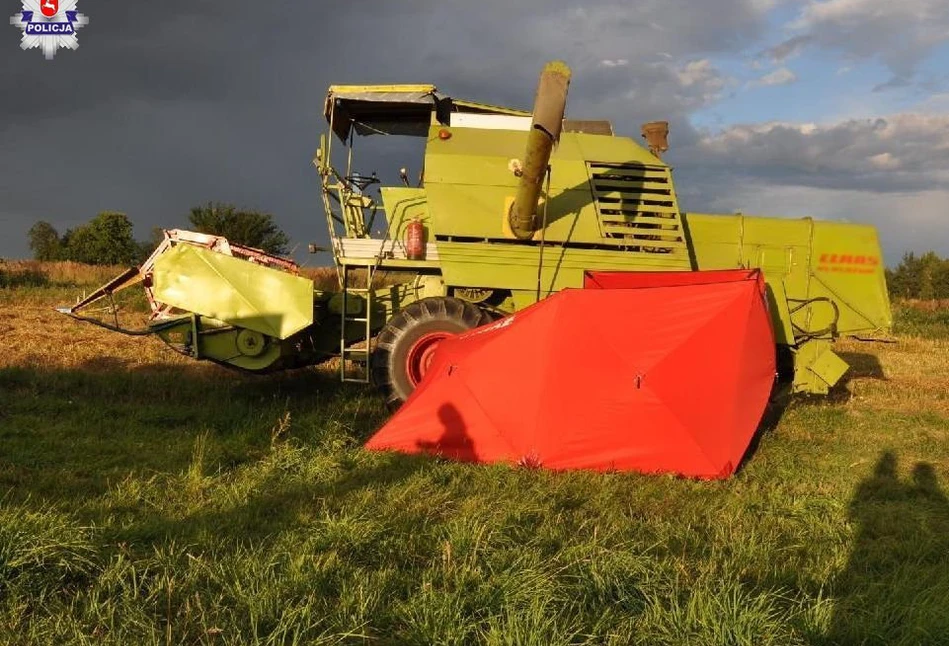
[365,269,777,479]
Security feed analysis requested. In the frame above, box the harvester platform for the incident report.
[334,237,440,269]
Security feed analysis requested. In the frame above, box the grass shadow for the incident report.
[735,376,794,474]
[824,451,949,644]
[123,449,436,550]
[838,351,887,380]
[743,349,889,469]
[826,351,888,404]
[0,359,386,506]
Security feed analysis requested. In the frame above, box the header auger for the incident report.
[62,60,893,408]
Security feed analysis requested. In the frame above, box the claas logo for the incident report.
[817,253,880,275]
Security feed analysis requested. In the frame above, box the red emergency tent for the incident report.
[365,269,777,479]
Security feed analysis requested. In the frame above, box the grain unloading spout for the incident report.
[507,60,572,240]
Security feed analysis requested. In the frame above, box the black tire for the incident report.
[370,296,492,408]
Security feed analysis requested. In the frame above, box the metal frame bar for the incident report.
[535,165,552,303]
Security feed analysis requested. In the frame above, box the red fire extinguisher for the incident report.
[405,218,425,260]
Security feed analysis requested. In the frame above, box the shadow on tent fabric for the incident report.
[825,451,949,645]
[416,403,477,462]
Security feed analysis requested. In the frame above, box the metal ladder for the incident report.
[339,263,374,383]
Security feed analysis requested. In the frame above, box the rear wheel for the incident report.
[370,296,492,408]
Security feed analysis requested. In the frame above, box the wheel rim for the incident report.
[406,331,453,387]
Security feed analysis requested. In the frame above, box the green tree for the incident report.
[918,252,946,300]
[885,251,949,299]
[27,221,63,261]
[919,265,936,301]
[62,211,141,265]
[934,259,949,300]
[886,252,920,298]
[187,202,290,255]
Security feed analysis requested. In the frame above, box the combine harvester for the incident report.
[62,61,893,477]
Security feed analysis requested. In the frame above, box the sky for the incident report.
[2,0,947,267]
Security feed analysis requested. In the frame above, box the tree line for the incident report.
[27,203,291,265]
[885,251,949,301]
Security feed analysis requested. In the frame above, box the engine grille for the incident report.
[587,162,686,254]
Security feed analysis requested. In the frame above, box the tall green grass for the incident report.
[1,290,948,644]
[892,301,949,339]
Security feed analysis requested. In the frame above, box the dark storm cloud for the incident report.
[0,0,773,125]
[2,2,249,121]
[2,0,780,258]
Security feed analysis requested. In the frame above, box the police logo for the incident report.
[10,0,88,60]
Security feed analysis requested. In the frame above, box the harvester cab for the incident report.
[60,59,894,413]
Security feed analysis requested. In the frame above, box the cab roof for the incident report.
[323,84,533,142]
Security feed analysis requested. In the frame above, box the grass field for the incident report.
[1,263,948,645]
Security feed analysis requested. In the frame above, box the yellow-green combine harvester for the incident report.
[62,61,893,407]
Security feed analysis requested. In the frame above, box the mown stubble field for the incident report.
[1,263,948,645]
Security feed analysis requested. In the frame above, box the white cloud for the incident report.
[510,0,772,122]
[690,113,949,190]
[917,92,949,114]
[781,0,949,82]
[677,59,721,87]
[752,66,798,86]
[868,152,901,169]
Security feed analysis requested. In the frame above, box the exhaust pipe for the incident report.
[641,121,669,159]
[508,60,572,240]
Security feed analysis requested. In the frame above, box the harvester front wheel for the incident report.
[370,297,492,408]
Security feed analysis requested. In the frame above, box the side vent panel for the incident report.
[587,162,686,255]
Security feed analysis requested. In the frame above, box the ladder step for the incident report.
[343,359,369,366]
[339,264,374,384]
